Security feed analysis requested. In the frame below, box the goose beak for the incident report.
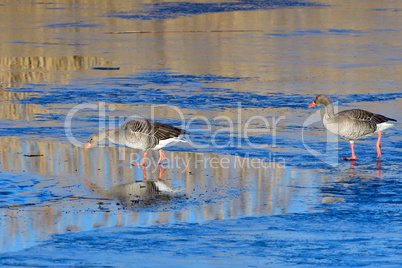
[85,142,92,150]
[308,101,316,108]
[85,179,92,188]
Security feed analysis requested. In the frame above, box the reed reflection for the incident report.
[0,55,110,86]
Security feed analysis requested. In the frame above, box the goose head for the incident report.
[308,95,332,108]
[85,132,107,150]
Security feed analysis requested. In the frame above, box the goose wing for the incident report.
[338,109,396,124]
[122,118,188,141]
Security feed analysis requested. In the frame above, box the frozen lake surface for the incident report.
[0,0,401,266]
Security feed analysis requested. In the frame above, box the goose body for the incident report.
[308,95,396,160]
[85,117,188,167]
[323,109,395,141]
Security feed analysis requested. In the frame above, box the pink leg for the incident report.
[141,165,147,180]
[158,166,167,180]
[342,141,358,161]
[132,152,147,167]
[376,132,382,159]
[157,149,167,164]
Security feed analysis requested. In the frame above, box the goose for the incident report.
[85,117,188,166]
[308,95,396,160]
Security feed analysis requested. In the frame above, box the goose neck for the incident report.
[324,103,336,118]
[103,128,119,143]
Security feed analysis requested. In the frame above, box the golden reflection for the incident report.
[0,55,110,85]
[0,137,323,252]
[0,0,400,95]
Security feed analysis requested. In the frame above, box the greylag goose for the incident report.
[308,95,396,160]
[85,117,188,166]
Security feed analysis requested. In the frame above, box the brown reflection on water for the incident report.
[0,137,323,252]
[0,91,42,121]
[0,0,400,94]
[0,55,111,85]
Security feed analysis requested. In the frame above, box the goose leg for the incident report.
[141,166,147,180]
[132,151,147,167]
[376,132,382,159]
[158,165,167,180]
[342,141,358,161]
[157,149,167,164]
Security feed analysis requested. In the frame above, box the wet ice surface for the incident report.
[3,212,402,267]
[1,0,402,266]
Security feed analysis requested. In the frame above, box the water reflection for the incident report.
[1,0,401,94]
[376,160,381,179]
[0,137,324,252]
[319,160,385,205]
[0,55,113,86]
[85,168,182,209]
[348,159,382,179]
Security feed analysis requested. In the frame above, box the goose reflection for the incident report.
[349,160,382,179]
[140,164,167,180]
[376,160,381,179]
[85,169,181,208]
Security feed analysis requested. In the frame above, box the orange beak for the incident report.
[308,101,316,108]
[85,179,92,188]
[85,142,92,150]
